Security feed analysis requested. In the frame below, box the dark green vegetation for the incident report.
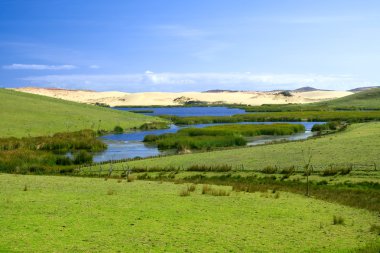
[129,110,154,113]
[144,124,305,150]
[237,88,380,112]
[0,130,104,174]
[311,121,346,132]
[0,89,166,137]
[161,110,380,125]
[137,121,170,130]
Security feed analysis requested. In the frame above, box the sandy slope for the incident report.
[12,87,353,106]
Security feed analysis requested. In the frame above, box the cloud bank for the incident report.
[3,64,77,70]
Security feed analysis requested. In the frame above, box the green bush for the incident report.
[73,150,93,165]
[113,126,124,133]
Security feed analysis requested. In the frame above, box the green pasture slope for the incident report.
[0,89,165,138]
[113,122,380,170]
[321,88,380,109]
[0,174,379,252]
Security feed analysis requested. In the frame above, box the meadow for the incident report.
[0,174,379,252]
[0,89,167,138]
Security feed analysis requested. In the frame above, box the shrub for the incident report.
[333,215,345,225]
[113,126,124,133]
[262,166,277,174]
[55,156,73,165]
[280,166,295,175]
[73,150,93,164]
[322,166,352,176]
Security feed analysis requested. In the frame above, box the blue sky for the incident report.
[1,0,380,92]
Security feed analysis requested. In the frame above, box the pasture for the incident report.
[0,174,379,252]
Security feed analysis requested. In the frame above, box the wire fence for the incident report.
[73,161,378,177]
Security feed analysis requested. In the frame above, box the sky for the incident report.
[1,0,380,92]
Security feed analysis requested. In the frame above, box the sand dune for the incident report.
[12,87,353,106]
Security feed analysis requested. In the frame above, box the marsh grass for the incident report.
[322,166,352,176]
[369,224,380,235]
[333,215,345,225]
[143,123,305,151]
[202,184,230,196]
[127,175,135,182]
[161,111,380,125]
[179,188,190,197]
[107,189,116,195]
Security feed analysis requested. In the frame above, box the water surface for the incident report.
[115,106,247,116]
[93,122,323,163]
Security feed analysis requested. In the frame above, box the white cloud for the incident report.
[3,64,77,70]
[20,71,369,92]
[89,65,100,69]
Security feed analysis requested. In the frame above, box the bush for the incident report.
[55,156,73,165]
[113,126,124,133]
[73,150,93,165]
[262,166,277,174]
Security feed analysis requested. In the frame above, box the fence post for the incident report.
[374,162,377,171]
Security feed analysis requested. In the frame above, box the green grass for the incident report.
[0,89,167,138]
[0,174,378,252]
[103,122,380,171]
[161,110,380,125]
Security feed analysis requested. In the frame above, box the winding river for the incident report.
[93,106,323,162]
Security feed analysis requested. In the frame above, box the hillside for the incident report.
[320,88,380,109]
[0,89,164,138]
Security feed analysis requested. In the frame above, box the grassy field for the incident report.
[98,122,380,171]
[0,89,166,138]
[0,174,379,252]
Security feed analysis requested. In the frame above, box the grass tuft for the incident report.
[333,215,345,225]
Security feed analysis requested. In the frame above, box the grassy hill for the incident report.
[0,89,165,138]
[0,174,378,252]
[102,122,380,171]
[320,88,380,109]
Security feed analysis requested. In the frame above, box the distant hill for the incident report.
[0,89,164,138]
[292,86,331,92]
[202,89,240,93]
[349,86,380,92]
